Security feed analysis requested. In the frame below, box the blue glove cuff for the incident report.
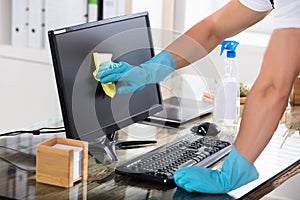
[142,50,177,83]
[224,146,259,191]
[154,50,177,70]
[173,145,259,194]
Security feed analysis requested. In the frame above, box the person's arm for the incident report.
[166,0,270,68]
[98,0,269,94]
[235,28,300,163]
[174,1,300,194]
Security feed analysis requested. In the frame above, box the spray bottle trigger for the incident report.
[219,40,239,56]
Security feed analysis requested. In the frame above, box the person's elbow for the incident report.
[265,82,291,107]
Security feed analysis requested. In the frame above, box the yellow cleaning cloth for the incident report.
[92,53,116,98]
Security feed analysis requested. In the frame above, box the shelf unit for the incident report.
[0,0,11,45]
[0,44,51,64]
[0,0,59,132]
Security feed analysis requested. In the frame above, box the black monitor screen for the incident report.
[48,12,162,144]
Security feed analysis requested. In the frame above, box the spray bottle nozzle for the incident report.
[220,40,239,58]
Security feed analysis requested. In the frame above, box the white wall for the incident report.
[174,0,228,33]
[131,0,165,49]
[174,0,274,34]
[131,0,163,29]
[0,53,61,132]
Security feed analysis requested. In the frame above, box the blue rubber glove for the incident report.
[96,50,176,94]
[174,146,259,194]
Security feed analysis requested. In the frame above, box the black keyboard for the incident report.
[115,133,231,184]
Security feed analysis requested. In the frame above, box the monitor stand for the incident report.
[88,132,118,164]
[87,131,157,164]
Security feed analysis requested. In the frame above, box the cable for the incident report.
[0,145,28,154]
[0,146,35,172]
[0,156,35,172]
[0,127,65,172]
[0,126,65,137]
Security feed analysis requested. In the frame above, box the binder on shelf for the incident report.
[44,0,87,48]
[28,0,44,48]
[11,0,29,47]
[69,0,88,25]
[0,0,11,44]
[103,0,117,19]
[88,0,98,22]
[10,0,88,49]
[44,0,63,48]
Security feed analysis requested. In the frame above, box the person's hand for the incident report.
[174,146,259,194]
[96,50,176,94]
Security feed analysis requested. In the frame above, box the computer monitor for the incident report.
[48,12,163,162]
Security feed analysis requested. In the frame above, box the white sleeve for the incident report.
[274,0,300,29]
[239,0,273,12]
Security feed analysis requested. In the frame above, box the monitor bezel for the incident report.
[48,12,163,140]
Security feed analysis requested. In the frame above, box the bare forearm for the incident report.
[234,84,289,162]
[166,19,221,68]
[165,0,268,69]
[234,29,300,163]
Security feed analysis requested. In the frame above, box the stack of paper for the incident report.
[52,144,83,180]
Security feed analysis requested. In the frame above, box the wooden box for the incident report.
[290,77,300,105]
[36,137,88,188]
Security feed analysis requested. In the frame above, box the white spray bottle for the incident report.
[213,40,240,129]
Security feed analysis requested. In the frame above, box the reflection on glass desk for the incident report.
[0,106,299,200]
[262,172,300,199]
[229,124,300,199]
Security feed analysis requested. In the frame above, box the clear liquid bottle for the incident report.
[213,40,240,130]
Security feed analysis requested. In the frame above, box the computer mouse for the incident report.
[191,122,221,136]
